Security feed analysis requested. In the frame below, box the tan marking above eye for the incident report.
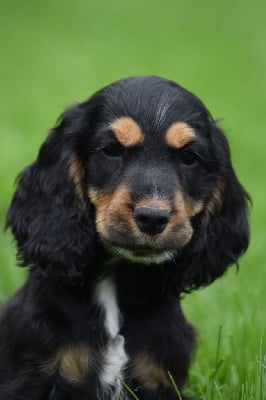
[165,122,196,149]
[111,117,144,147]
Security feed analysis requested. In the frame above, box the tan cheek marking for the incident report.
[184,196,204,217]
[42,345,92,383]
[88,185,135,239]
[69,157,86,200]
[163,192,193,245]
[201,179,225,225]
[165,122,195,149]
[111,117,144,147]
[173,192,187,217]
[131,354,171,390]
[88,187,113,238]
[88,187,107,208]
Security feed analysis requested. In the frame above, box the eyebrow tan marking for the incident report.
[165,122,196,149]
[111,117,144,147]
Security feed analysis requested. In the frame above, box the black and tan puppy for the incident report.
[0,76,249,399]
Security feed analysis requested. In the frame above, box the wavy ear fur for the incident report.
[180,123,250,292]
[6,105,96,281]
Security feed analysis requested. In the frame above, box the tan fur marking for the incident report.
[131,354,171,390]
[201,180,225,225]
[88,185,134,239]
[165,122,195,149]
[88,187,114,238]
[43,345,91,383]
[88,187,106,208]
[168,192,193,243]
[111,117,144,147]
[184,196,204,217]
[173,191,188,217]
[69,157,86,200]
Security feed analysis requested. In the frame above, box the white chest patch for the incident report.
[95,277,128,399]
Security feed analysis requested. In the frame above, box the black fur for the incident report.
[0,76,249,399]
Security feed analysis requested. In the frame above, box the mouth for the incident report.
[109,245,176,264]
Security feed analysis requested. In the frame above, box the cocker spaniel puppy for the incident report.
[0,76,249,400]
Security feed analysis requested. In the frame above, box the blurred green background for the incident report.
[0,0,265,397]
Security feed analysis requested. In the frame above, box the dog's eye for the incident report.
[180,151,198,166]
[102,143,124,158]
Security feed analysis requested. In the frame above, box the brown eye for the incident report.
[180,151,198,166]
[102,143,124,158]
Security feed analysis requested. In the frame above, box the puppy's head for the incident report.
[7,76,250,288]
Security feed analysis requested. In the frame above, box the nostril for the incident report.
[136,214,150,225]
[134,207,170,235]
[157,214,169,226]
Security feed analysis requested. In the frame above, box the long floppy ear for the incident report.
[179,123,250,292]
[6,104,96,281]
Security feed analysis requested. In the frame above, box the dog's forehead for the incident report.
[104,80,188,123]
[93,76,208,140]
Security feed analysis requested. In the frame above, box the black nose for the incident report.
[134,207,170,235]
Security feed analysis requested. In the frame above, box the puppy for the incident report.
[0,76,249,399]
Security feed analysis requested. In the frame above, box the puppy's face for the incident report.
[80,77,218,264]
[7,76,248,284]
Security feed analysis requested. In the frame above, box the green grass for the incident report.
[0,0,265,398]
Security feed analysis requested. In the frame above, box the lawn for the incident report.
[0,0,265,398]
